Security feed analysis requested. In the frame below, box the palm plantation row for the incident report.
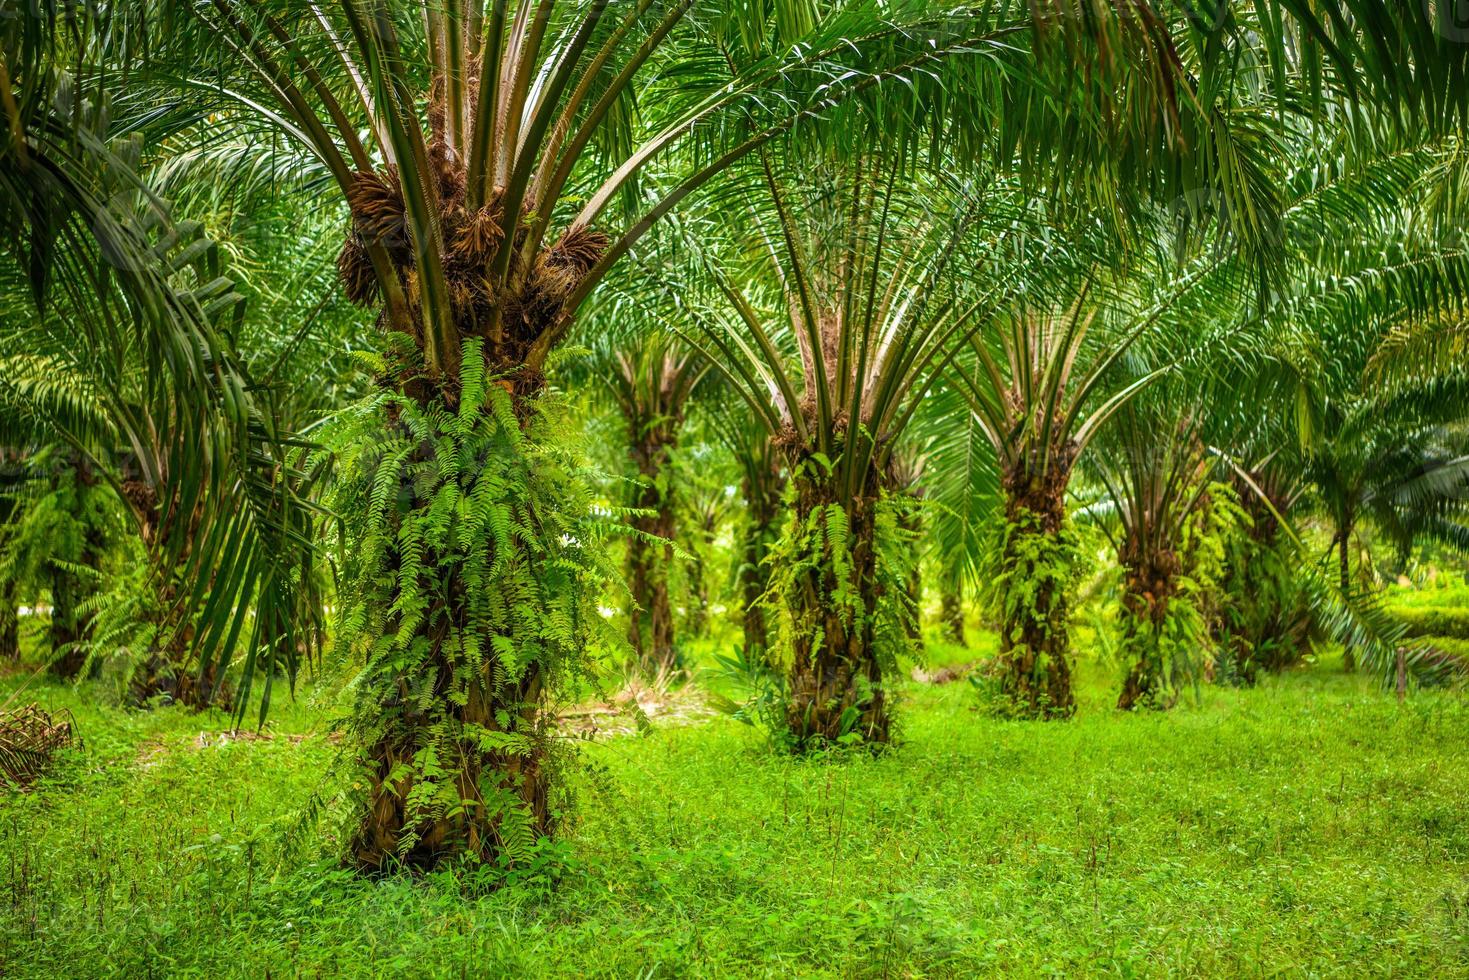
[2,0,1467,875]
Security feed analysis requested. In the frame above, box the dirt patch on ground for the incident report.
[559,672,720,739]
[134,728,340,767]
[911,660,982,684]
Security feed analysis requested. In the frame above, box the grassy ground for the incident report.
[2,636,1468,978]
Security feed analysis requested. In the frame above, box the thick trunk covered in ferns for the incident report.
[941,585,965,646]
[996,463,1076,719]
[332,115,610,868]
[1115,547,1183,711]
[353,635,548,871]
[350,383,556,872]
[781,463,889,747]
[626,423,678,672]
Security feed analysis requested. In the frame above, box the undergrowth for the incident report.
[1,641,1467,977]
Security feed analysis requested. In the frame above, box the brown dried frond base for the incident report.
[0,702,77,789]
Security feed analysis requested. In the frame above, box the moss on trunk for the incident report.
[625,423,678,672]
[994,463,1077,720]
[780,461,890,748]
[1115,547,1183,711]
[941,586,965,646]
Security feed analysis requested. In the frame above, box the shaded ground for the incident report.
[1,639,1467,977]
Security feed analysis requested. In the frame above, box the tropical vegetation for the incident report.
[2,0,1469,974]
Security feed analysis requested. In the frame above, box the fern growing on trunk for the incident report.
[323,338,618,870]
[765,448,915,749]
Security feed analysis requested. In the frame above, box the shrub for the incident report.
[1389,606,1469,639]
[1417,635,1469,662]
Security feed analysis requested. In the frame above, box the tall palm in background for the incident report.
[954,286,1184,717]
[672,159,1029,747]
[1300,399,1469,670]
[0,445,118,679]
[1088,401,1223,710]
[678,457,735,638]
[597,332,708,671]
[708,399,785,657]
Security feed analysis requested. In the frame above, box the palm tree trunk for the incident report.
[350,382,559,872]
[48,454,101,680]
[996,466,1077,719]
[114,480,229,710]
[1216,470,1305,683]
[741,524,770,654]
[1338,521,1355,673]
[782,462,889,747]
[48,561,93,679]
[941,585,965,646]
[1115,548,1182,710]
[626,425,678,672]
[687,540,709,637]
[739,469,781,656]
[626,503,677,672]
[0,580,18,661]
[127,585,231,711]
[354,666,547,871]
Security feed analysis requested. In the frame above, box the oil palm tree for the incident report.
[668,158,1045,747]
[1,12,319,712]
[678,454,735,639]
[1087,402,1226,710]
[137,0,1025,866]
[599,331,709,671]
[0,443,119,679]
[1299,398,1469,670]
[958,295,1180,717]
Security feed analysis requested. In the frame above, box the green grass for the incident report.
[3,642,1469,978]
